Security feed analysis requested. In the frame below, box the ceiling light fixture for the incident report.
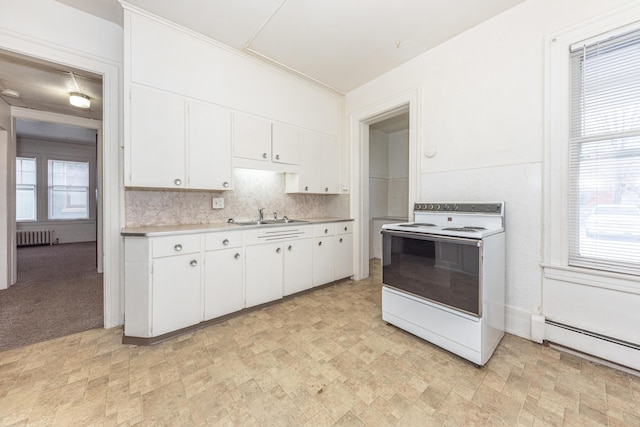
[1,89,21,99]
[69,92,90,109]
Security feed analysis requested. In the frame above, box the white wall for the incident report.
[369,129,409,219]
[0,100,12,288]
[346,0,638,340]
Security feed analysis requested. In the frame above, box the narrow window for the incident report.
[16,157,37,221]
[569,28,640,275]
[48,159,89,220]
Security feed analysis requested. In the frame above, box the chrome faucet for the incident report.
[258,207,265,222]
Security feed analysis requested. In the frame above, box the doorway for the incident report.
[0,50,105,349]
[349,87,421,280]
[368,113,410,260]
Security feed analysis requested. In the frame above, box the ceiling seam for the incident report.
[244,0,288,50]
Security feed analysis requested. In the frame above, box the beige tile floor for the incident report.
[1,261,639,426]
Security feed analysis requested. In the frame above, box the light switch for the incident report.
[212,197,224,209]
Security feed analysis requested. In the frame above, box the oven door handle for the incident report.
[380,229,483,247]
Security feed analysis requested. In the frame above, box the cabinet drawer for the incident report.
[205,232,243,251]
[336,222,353,235]
[152,235,201,258]
[313,223,335,237]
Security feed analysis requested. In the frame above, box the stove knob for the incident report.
[429,204,434,210]
[453,204,459,210]
[436,204,441,210]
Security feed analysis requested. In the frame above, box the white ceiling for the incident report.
[0,50,103,121]
[59,0,525,94]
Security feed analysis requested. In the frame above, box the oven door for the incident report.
[381,230,483,317]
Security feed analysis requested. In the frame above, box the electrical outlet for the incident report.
[212,197,224,209]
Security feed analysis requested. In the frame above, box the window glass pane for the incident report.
[16,157,36,221]
[48,160,89,220]
[569,28,640,276]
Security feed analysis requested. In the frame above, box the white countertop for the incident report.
[121,217,353,236]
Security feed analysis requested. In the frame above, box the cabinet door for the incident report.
[313,236,335,286]
[152,253,201,336]
[334,233,353,280]
[188,100,232,190]
[298,130,323,193]
[233,112,271,162]
[320,135,341,194]
[204,248,243,320]
[245,243,283,307]
[129,85,186,188]
[272,122,300,165]
[283,238,312,296]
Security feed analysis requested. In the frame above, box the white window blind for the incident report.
[48,159,89,220]
[569,28,640,275]
[16,157,37,221]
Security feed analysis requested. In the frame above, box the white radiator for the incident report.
[17,230,54,247]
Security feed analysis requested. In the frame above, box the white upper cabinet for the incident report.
[232,112,272,162]
[188,100,232,190]
[232,113,302,172]
[286,131,341,194]
[272,122,300,165]
[128,84,186,188]
[126,84,232,190]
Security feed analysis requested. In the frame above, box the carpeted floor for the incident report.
[0,242,103,352]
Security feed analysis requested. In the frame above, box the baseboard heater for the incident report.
[17,230,55,247]
[545,319,640,372]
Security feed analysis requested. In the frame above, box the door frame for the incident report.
[0,31,123,327]
[349,87,421,280]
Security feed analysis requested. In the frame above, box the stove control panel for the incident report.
[414,202,503,214]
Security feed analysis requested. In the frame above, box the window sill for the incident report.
[541,263,640,295]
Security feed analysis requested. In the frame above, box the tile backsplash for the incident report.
[125,169,349,227]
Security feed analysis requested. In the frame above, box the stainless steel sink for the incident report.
[231,219,309,226]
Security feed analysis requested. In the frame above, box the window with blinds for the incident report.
[569,28,640,276]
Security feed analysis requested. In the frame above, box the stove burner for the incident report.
[398,223,436,228]
[442,227,486,232]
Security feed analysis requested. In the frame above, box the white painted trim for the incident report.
[0,30,123,328]
[349,87,421,280]
[545,322,640,372]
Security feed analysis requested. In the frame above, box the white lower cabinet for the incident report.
[245,242,284,308]
[313,223,336,286]
[203,232,244,320]
[124,234,202,338]
[123,221,352,341]
[283,238,313,296]
[152,253,202,336]
[335,223,354,280]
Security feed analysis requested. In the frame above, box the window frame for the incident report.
[15,156,37,222]
[47,158,91,221]
[544,10,640,286]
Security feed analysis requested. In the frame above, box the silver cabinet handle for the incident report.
[234,253,240,260]
[275,154,280,160]
[262,152,268,159]
[305,186,309,191]
[325,187,328,192]
[276,247,282,253]
[318,241,322,246]
[190,260,197,267]
[339,238,343,243]
[324,229,328,234]
[174,244,182,252]
[223,239,229,246]
[174,178,182,186]
[288,245,292,251]
[344,226,348,231]
[223,181,229,188]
